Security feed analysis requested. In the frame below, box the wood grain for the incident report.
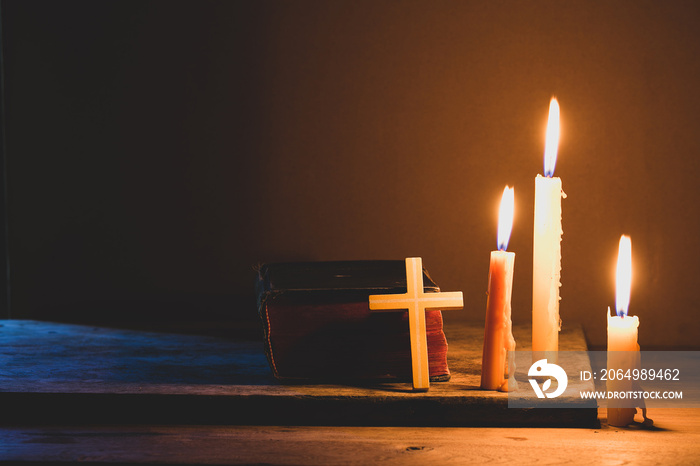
[0,319,595,427]
[1,410,697,465]
[2,320,692,464]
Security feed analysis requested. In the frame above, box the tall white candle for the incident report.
[533,98,566,360]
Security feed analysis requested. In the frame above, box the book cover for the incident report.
[256,261,450,382]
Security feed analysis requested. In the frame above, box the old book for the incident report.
[256,261,450,382]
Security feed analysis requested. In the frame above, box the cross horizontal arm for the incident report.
[368,291,464,311]
[368,293,409,311]
[421,291,464,310]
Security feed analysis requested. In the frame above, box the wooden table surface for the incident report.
[1,409,698,465]
[0,319,595,427]
[1,320,697,464]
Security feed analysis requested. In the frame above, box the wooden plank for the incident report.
[0,409,697,465]
[0,319,596,427]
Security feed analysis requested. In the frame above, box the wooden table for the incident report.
[2,410,698,465]
[2,320,696,464]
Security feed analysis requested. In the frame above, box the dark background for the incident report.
[2,0,700,348]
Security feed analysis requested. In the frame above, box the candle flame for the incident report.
[616,235,632,317]
[544,97,560,177]
[497,186,514,251]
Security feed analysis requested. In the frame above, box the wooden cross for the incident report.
[368,257,464,391]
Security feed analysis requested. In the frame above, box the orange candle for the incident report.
[481,186,517,391]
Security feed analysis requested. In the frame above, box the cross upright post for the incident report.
[368,257,464,391]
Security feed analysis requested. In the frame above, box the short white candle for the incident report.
[607,235,640,427]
